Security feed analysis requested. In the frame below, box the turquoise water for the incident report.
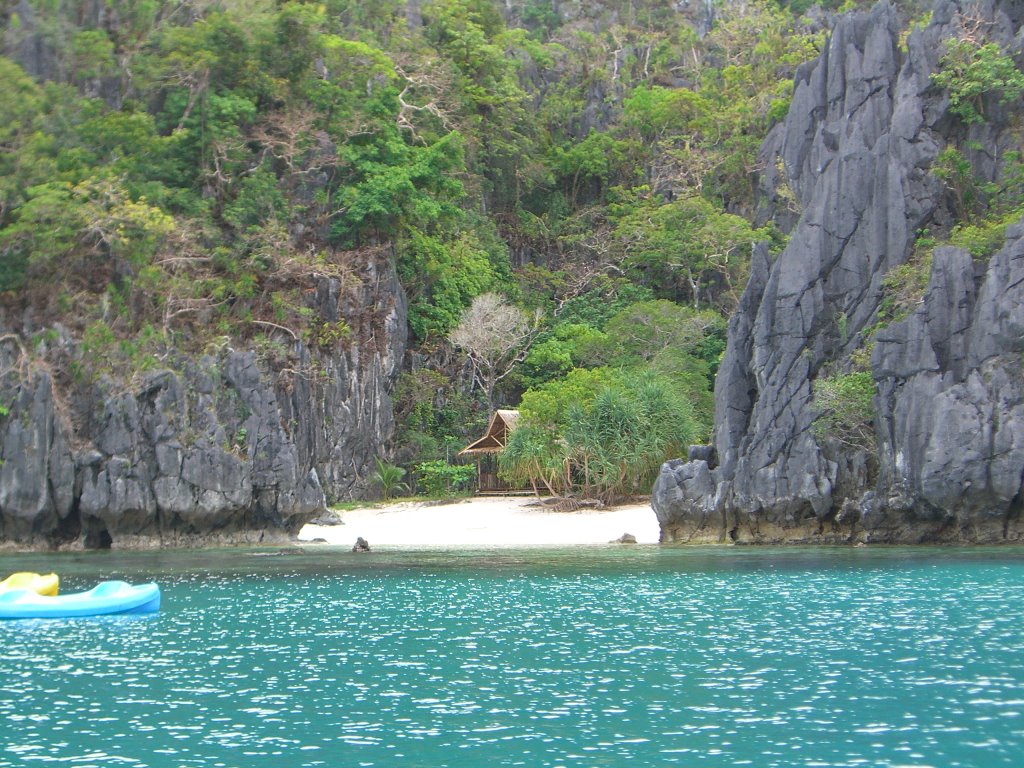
[1,546,1023,767]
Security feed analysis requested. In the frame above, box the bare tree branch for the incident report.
[449,293,543,411]
[251,320,299,341]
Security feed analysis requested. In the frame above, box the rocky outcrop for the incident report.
[869,238,1024,542]
[654,1,1024,544]
[0,256,406,549]
[0,364,76,543]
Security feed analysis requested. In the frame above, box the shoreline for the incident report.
[298,496,662,549]
[0,528,299,553]
[7,495,1024,550]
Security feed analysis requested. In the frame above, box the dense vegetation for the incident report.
[3,0,1016,501]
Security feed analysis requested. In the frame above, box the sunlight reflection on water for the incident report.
[1,547,1023,767]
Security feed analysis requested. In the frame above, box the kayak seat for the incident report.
[91,581,128,596]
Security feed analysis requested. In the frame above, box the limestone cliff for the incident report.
[0,254,406,549]
[653,0,1024,544]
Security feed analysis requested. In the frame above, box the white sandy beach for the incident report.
[298,496,660,548]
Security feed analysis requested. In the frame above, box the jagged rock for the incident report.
[281,261,407,503]
[4,0,128,107]
[687,444,717,466]
[0,259,406,549]
[873,232,1024,541]
[610,533,637,544]
[0,365,76,543]
[655,1,1024,545]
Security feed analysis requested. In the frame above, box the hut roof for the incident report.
[459,410,519,455]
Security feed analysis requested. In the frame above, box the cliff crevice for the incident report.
[654,0,1024,544]
[0,253,406,549]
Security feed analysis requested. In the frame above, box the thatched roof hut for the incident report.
[458,410,524,494]
[459,410,519,456]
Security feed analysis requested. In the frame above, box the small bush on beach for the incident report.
[415,460,476,496]
[372,458,409,501]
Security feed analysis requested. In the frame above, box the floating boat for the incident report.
[0,580,161,619]
[0,572,59,596]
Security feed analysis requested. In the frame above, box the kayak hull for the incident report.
[0,581,161,619]
[0,572,60,596]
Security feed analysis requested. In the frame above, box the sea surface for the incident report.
[1,545,1023,767]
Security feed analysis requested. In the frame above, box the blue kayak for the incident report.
[0,580,161,619]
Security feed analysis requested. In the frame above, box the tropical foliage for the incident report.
[6,0,1002,496]
[932,39,1024,125]
[415,459,476,496]
[812,371,876,451]
[500,370,696,502]
[372,458,409,501]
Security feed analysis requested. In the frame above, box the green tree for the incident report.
[399,226,507,341]
[548,129,636,207]
[0,177,173,286]
[0,59,47,230]
[932,39,1024,125]
[499,422,568,495]
[518,323,608,389]
[598,300,724,364]
[563,373,695,501]
[331,131,465,245]
[70,30,117,87]
[223,166,289,232]
[505,370,695,501]
[423,0,533,207]
[612,191,764,309]
[812,371,876,450]
[517,367,619,431]
[591,299,725,437]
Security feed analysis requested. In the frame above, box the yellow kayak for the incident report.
[0,572,60,596]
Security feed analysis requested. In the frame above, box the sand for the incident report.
[297,496,660,548]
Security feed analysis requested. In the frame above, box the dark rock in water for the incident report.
[610,533,637,544]
[352,536,371,553]
[654,1,1024,545]
[0,257,407,549]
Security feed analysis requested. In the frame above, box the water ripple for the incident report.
[1,549,1023,766]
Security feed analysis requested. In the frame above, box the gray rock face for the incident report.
[0,258,406,549]
[654,1,1024,544]
[871,233,1024,542]
[71,353,322,548]
[0,364,75,543]
[4,0,128,107]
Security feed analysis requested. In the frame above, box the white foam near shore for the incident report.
[297,496,660,548]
